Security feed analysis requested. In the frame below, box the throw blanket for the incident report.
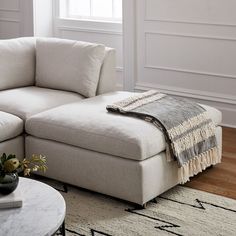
[107,90,220,183]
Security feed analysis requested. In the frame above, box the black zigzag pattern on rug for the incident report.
[158,196,236,213]
[61,228,112,236]
[50,182,112,236]
[46,178,236,236]
[91,229,112,236]
[125,208,182,236]
[126,196,236,235]
[64,228,85,236]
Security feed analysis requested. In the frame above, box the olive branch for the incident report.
[0,153,47,177]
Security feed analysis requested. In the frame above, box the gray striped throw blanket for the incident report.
[106,90,221,183]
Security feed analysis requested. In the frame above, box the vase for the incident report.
[0,173,19,195]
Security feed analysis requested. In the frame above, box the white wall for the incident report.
[33,0,53,37]
[0,0,33,39]
[0,0,52,39]
[124,0,236,127]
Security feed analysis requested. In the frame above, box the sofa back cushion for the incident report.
[96,47,116,95]
[0,37,35,90]
[36,38,106,98]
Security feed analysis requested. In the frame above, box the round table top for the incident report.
[0,177,66,236]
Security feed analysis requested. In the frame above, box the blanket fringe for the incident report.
[179,147,221,184]
[107,90,166,112]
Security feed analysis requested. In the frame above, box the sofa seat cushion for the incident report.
[25,92,222,161]
[36,38,105,98]
[0,111,23,142]
[0,86,84,120]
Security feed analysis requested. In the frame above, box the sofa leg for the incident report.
[133,203,147,210]
[152,198,158,204]
[142,203,147,209]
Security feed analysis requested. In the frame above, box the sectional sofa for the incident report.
[0,37,222,206]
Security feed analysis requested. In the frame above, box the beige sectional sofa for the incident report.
[0,37,222,206]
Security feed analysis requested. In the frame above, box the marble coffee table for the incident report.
[0,177,66,236]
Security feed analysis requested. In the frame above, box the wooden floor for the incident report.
[185,127,236,200]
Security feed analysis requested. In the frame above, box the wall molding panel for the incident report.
[0,0,34,39]
[144,32,236,79]
[0,0,20,39]
[0,8,20,12]
[144,0,236,27]
[135,82,236,105]
[144,65,236,81]
[0,0,20,12]
[122,0,236,127]
[144,19,236,28]
[144,31,236,81]
[0,18,20,23]
[145,31,236,42]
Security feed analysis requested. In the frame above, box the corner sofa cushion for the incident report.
[96,48,116,95]
[36,38,106,98]
[0,111,23,142]
[0,37,35,90]
[0,86,84,120]
[25,92,222,161]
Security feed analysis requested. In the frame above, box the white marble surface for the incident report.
[0,177,66,236]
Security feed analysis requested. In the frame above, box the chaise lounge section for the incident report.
[0,37,222,205]
[25,91,222,205]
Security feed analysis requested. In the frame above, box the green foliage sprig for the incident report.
[0,153,47,178]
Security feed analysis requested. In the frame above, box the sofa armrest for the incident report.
[97,47,116,95]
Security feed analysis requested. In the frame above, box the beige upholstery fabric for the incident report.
[0,37,35,90]
[200,104,222,126]
[0,112,23,142]
[0,136,24,158]
[97,48,116,95]
[26,91,222,161]
[0,37,116,96]
[36,38,105,97]
[25,127,222,204]
[25,136,174,204]
[0,86,84,120]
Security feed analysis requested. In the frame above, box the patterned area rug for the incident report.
[35,176,236,236]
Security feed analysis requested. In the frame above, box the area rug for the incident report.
[36,177,236,236]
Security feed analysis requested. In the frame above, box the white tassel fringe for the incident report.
[178,147,221,184]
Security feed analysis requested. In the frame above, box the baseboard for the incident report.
[221,123,236,129]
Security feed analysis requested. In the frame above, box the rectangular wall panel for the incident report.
[0,0,19,10]
[131,0,236,126]
[145,33,236,77]
[146,0,236,25]
[138,68,236,97]
[0,0,21,39]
